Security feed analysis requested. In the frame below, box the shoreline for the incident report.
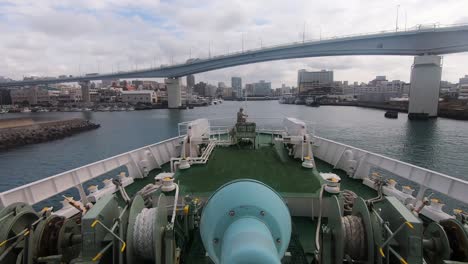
[314,102,468,120]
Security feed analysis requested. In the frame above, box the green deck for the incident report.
[171,134,376,199]
[130,134,376,199]
[175,145,323,197]
[126,134,377,263]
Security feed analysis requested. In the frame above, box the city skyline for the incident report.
[1,0,468,88]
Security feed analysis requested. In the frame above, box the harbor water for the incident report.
[1,101,467,193]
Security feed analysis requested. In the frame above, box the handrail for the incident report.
[313,136,468,207]
[0,135,182,207]
[178,117,316,138]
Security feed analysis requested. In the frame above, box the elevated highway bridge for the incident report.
[2,24,468,115]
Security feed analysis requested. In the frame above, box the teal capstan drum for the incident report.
[200,179,292,264]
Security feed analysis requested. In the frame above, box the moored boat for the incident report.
[385,110,398,118]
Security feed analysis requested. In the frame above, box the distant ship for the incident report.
[0,117,466,263]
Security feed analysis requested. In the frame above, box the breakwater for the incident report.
[0,118,100,150]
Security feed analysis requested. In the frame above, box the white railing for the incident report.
[0,136,182,207]
[181,117,316,139]
[312,136,468,207]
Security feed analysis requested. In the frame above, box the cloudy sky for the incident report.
[1,0,468,88]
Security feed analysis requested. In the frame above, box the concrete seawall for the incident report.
[0,118,100,150]
[319,101,468,120]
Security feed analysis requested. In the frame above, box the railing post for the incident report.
[76,183,89,205]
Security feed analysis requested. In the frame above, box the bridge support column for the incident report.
[165,77,181,109]
[79,80,91,104]
[408,55,442,119]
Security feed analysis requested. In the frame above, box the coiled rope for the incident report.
[315,187,366,262]
[133,208,157,260]
[342,190,357,215]
[342,215,366,260]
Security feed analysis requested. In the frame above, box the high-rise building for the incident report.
[231,77,242,98]
[194,82,207,96]
[187,75,195,88]
[186,75,195,101]
[297,69,334,94]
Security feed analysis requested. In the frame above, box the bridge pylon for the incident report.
[165,77,182,108]
[408,55,442,119]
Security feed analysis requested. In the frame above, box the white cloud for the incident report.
[0,0,467,87]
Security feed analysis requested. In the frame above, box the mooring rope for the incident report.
[133,208,157,260]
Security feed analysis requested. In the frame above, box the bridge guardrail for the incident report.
[2,23,468,86]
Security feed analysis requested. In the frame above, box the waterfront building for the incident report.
[459,75,468,99]
[440,81,458,98]
[297,69,334,95]
[57,90,82,104]
[231,77,242,98]
[121,90,157,104]
[357,76,407,103]
[96,88,120,103]
[342,84,359,96]
[253,80,272,96]
[155,89,167,103]
[0,89,12,105]
[10,86,50,105]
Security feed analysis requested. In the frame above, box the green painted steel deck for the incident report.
[174,134,376,199]
[175,145,323,196]
[135,134,377,200]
